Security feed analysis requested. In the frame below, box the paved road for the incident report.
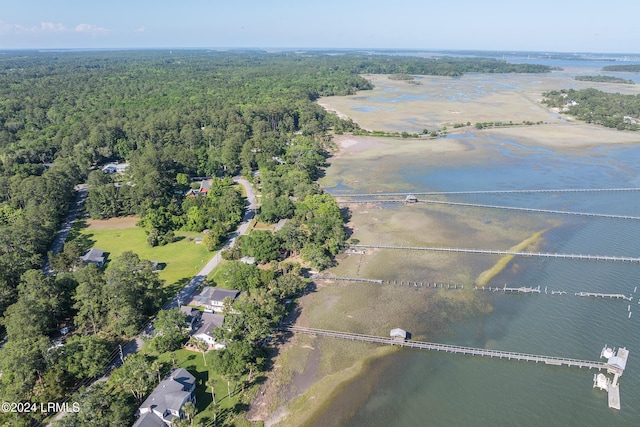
[42,185,88,274]
[4,186,87,351]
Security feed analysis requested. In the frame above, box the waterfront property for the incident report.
[132,368,196,427]
[192,312,226,350]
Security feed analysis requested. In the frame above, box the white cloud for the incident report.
[75,24,110,35]
[40,22,67,32]
[134,27,146,33]
[0,20,111,37]
[0,20,67,35]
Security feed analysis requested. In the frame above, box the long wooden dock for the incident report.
[283,326,609,370]
[334,187,640,197]
[575,292,633,301]
[337,198,640,221]
[312,275,383,284]
[477,285,541,294]
[350,244,640,263]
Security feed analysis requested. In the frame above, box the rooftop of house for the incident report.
[135,368,195,426]
[179,306,201,327]
[81,248,105,264]
[101,162,129,173]
[133,412,167,427]
[179,305,200,318]
[133,411,168,427]
[193,287,240,305]
[194,312,225,337]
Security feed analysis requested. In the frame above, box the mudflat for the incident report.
[254,69,640,426]
[319,72,640,146]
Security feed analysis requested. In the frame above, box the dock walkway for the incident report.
[337,198,640,221]
[312,275,383,284]
[334,187,640,197]
[575,292,633,301]
[350,244,640,263]
[283,326,609,370]
[476,285,541,294]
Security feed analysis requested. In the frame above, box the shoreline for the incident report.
[267,343,398,427]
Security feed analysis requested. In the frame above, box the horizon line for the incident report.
[1,47,640,56]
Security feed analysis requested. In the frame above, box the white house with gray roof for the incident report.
[192,312,226,350]
[191,287,240,313]
[132,368,196,427]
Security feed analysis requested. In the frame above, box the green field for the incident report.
[153,348,260,427]
[78,222,211,294]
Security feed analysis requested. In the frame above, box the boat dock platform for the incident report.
[593,346,629,410]
[284,326,630,410]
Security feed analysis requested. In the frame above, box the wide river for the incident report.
[313,59,640,427]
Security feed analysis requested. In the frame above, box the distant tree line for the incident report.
[343,55,551,77]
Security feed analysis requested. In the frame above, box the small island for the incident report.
[602,64,640,72]
[575,75,635,84]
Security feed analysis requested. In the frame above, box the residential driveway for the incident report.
[121,177,257,359]
[42,186,88,274]
[170,176,256,301]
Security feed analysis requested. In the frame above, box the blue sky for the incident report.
[1,0,639,53]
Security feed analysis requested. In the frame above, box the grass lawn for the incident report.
[206,260,232,286]
[75,217,212,296]
[154,348,261,427]
[235,182,247,198]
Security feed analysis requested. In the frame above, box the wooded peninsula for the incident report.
[542,88,640,130]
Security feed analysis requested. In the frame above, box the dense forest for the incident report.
[542,88,640,130]
[574,75,635,84]
[0,50,552,426]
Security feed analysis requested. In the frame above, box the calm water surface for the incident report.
[321,140,640,427]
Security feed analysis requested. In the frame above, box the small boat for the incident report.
[593,373,610,391]
[601,345,615,359]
